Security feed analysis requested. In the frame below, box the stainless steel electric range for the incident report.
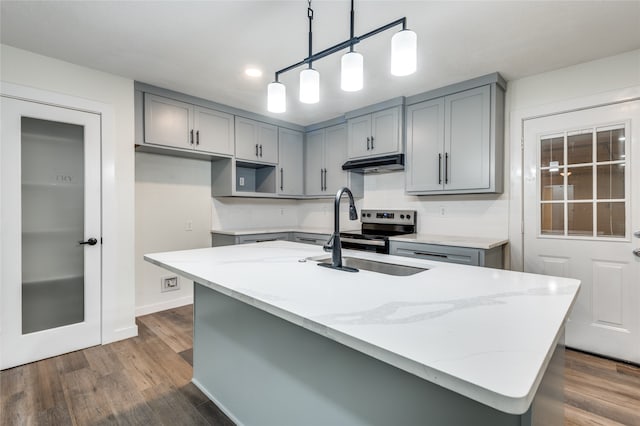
[340,209,417,254]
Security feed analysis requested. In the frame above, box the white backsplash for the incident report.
[211,197,299,230]
[362,172,509,238]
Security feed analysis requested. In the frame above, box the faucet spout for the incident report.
[318,187,359,272]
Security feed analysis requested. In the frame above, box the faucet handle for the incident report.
[323,235,334,252]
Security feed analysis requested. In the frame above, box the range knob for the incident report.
[400,214,405,219]
[406,214,411,220]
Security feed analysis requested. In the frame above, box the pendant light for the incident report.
[391,29,417,76]
[267,81,286,113]
[300,68,320,104]
[267,0,417,113]
[341,51,363,91]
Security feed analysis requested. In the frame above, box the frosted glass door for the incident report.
[21,117,86,333]
[1,96,101,369]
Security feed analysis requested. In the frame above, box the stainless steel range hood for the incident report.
[341,154,404,173]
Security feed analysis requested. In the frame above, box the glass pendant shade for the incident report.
[341,51,364,92]
[299,68,320,104]
[391,29,417,76]
[267,82,286,113]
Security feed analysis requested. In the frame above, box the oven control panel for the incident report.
[360,209,417,225]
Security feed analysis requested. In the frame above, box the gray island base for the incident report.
[193,283,564,426]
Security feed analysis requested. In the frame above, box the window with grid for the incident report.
[539,124,627,238]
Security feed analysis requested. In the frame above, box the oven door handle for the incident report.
[340,237,386,247]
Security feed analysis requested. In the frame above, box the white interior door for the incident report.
[1,97,102,369]
[523,100,640,363]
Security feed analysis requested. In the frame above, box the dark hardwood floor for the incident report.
[2,304,640,425]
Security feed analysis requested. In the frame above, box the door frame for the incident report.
[0,81,135,348]
[509,86,640,271]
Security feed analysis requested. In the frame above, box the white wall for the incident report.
[507,49,640,271]
[135,153,212,315]
[0,44,136,342]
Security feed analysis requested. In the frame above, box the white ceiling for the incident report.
[1,1,639,126]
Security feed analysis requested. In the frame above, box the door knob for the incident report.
[79,238,98,246]
[633,248,640,258]
[634,231,640,238]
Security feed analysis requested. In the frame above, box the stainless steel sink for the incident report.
[310,256,427,276]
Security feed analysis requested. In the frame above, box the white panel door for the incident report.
[523,101,640,363]
[1,97,102,369]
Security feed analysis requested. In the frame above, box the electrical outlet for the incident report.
[239,177,245,186]
[161,276,180,292]
[439,206,446,216]
[185,220,193,231]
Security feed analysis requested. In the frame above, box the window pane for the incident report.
[541,169,563,201]
[540,136,564,167]
[568,203,593,236]
[567,132,592,165]
[541,203,564,235]
[597,164,625,199]
[597,128,625,162]
[566,166,592,200]
[597,202,625,237]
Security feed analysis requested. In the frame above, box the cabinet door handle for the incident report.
[438,153,442,184]
[445,153,449,185]
[366,137,370,150]
[323,168,327,191]
[255,144,259,156]
[280,167,284,191]
[190,129,194,145]
[196,130,200,146]
[320,169,324,191]
[370,136,374,149]
[413,251,447,259]
[259,144,263,157]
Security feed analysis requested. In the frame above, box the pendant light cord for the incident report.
[350,0,355,52]
[308,0,314,68]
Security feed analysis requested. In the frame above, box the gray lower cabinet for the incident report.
[277,128,304,196]
[212,231,329,247]
[143,93,234,156]
[291,232,330,246]
[405,81,504,195]
[389,240,503,269]
[305,124,363,197]
[212,232,291,247]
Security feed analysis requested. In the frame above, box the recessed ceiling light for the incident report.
[245,68,262,78]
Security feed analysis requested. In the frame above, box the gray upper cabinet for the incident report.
[235,117,278,164]
[405,82,504,195]
[278,128,304,196]
[347,106,401,159]
[144,93,234,156]
[304,124,363,197]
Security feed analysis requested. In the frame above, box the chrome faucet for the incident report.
[318,187,359,272]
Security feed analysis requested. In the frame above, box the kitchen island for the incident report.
[145,241,580,426]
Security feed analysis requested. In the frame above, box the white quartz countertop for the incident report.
[389,234,508,249]
[145,241,579,415]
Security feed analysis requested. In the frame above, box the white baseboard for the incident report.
[102,324,138,344]
[135,295,194,317]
